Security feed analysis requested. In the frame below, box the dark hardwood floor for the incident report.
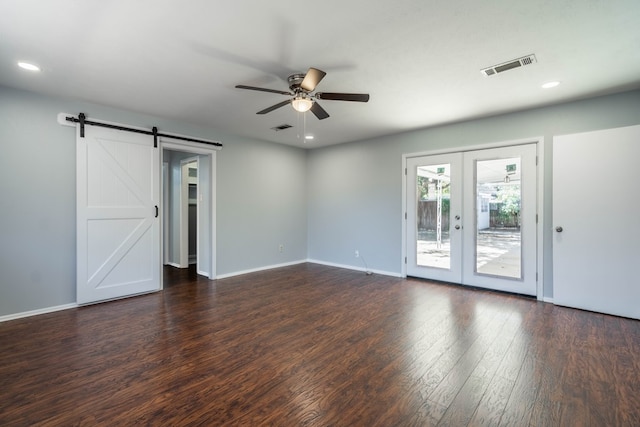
[1,264,639,426]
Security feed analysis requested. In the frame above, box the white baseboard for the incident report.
[306,259,403,278]
[0,303,78,323]
[2,261,400,322]
[543,297,554,303]
[165,262,182,268]
[215,259,307,279]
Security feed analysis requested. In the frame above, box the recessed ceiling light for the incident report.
[541,81,560,89]
[305,135,314,140]
[18,61,41,72]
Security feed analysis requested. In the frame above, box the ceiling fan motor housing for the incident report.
[288,74,307,92]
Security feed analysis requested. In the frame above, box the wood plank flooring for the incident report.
[1,263,639,426]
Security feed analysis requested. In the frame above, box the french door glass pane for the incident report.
[475,157,522,278]
[416,163,451,269]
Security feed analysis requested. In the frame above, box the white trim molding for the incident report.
[0,303,78,323]
[215,260,308,280]
[307,259,403,278]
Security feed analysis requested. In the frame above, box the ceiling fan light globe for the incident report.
[292,97,313,112]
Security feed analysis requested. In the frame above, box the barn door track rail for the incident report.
[62,112,223,148]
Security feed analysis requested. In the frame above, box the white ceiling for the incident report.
[2,0,639,149]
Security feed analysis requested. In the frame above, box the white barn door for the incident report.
[553,125,640,319]
[76,124,160,305]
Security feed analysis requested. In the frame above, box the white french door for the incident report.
[462,145,537,295]
[407,153,463,283]
[406,144,538,296]
[76,125,160,304]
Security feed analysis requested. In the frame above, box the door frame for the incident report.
[402,137,545,300]
[161,139,218,285]
[163,161,170,265]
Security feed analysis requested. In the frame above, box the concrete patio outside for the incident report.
[416,228,521,278]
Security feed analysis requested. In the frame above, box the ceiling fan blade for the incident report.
[315,92,370,102]
[300,68,327,92]
[236,85,292,96]
[310,101,330,120]
[257,99,292,115]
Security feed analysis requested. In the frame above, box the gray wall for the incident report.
[0,85,308,317]
[2,83,639,318]
[307,89,640,298]
[217,137,308,274]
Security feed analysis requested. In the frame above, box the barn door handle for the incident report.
[555,226,563,232]
[155,205,159,218]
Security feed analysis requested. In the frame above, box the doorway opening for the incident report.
[161,141,217,282]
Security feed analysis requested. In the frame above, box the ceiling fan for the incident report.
[235,67,369,120]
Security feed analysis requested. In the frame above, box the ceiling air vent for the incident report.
[481,54,537,77]
[271,124,293,131]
